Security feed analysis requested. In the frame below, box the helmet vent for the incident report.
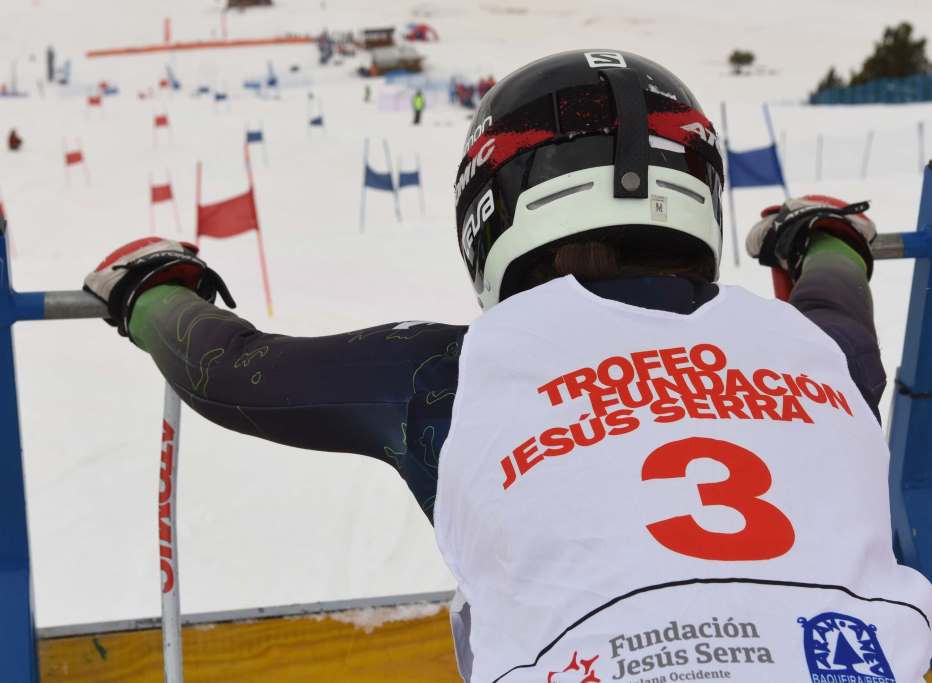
[526,182,594,210]
[656,179,705,205]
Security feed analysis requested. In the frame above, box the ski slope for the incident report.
[0,0,931,628]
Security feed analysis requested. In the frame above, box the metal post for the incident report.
[889,160,932,577]
[0,218,107,683]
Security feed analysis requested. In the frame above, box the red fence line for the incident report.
[87,35,315,59]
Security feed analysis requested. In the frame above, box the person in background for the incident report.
[7,128,22,152]
[412,88,425,125]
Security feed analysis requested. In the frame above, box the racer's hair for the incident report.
[512,226,716,296]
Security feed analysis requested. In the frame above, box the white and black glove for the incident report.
[746,195,876,279]
[84,237,235,337]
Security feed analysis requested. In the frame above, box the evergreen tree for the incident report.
[851,22,929,85]
[728,50,755,75]
[812,66,845,95]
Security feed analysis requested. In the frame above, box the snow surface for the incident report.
[0,0,931,628]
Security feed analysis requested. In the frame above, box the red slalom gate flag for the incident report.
[196,189,259,238]
[149,174,181,233]
[151,183,173,204]
[65,150,84,166]
[195,153,273,316]
[154,114,169,128]
[87,94,102,107]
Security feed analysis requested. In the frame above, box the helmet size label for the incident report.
[584,51,627,68]
[651,195,668,222]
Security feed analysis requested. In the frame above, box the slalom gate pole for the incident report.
[169,170,182,233]
[244,144,274,317]
[261,122,268,166]
[360,137,368,233]
[416,153,426,216]
[195,161,202,247]
[159,385,184,683]
[149,174,156,234]
[719,101,741,267]
[762,104,788,200]
[384,138,401,223]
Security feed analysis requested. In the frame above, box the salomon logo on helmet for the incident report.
[461,189,495,266]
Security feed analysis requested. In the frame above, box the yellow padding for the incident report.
[40,608,460,682]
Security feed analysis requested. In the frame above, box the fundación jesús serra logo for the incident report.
[798,612,896,682]
[547,651,601,683]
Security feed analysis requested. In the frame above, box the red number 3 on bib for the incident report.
[641,437,795,561]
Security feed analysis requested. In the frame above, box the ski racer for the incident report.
[84,50,932,682]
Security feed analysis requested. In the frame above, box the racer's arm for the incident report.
[790,234,885,418]
[128,284,465,465]
[746,197,884,419]
[82,237,464,474]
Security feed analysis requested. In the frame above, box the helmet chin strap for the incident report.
[599,68,649,200]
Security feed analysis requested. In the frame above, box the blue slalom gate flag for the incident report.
[214,92,228,102]
[726,144,786,188]
[246,130,263,144]
[309,115,324,127]
[365,166,394,192]
[398,169,420,188]
[360,138,401,230]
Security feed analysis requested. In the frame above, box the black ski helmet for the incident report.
[454,50,724,309]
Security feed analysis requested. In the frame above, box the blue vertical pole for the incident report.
[0,218,41,683]
[889,160,932,578]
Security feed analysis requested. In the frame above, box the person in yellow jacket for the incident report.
[412,88,425,125]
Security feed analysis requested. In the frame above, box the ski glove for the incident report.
[746,195,876,280]
[84,237,235,337]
